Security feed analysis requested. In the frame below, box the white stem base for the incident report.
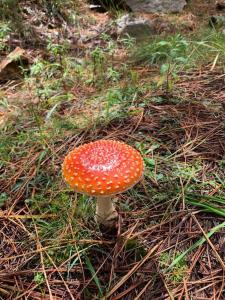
[96,197,118,227]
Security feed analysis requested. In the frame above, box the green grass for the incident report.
[186,194,225,218]
[132,29,225,91]
[159,251,188,284]
[167,220,225,271]
[133,29,225,67]
[1,20,225,298]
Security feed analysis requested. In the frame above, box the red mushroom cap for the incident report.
[62,140,144,197]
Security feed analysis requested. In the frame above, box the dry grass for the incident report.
[1,0,225,299]
[1,73,225,298]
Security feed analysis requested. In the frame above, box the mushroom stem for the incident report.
[96,197,118,227]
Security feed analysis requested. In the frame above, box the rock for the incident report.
[117,13,196,39]
[124,0,187,13]
[0,47,30,82]
[117,14,157,39]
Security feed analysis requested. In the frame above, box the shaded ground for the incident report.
[0,0,225,299]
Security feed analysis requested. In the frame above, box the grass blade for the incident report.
[84,255,103,297]
[186,194,225,217]
[167,220,225,271]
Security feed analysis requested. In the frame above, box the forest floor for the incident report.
[0,0,225,299]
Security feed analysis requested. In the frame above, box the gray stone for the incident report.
[117,14,157,39]
[125,0,187,13]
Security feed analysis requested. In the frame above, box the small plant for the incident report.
[47,39,69,65]
[0,192,8,208]
[125,238,148,259]
[174,162,202,182]
[106,66,120,82]
[157,62,178,93]
[134,34,189,65]
[41,0,79,18]
[159,251,188,285]
[133,34,190,92]
[101,33,116,57]
[0,0,20,21]
[0,22,11,39]
[90,47,105,84]
[34,272,45,285]
[104,88,123,119]
[156,36,189,92]
[30,60,46,76]
[119,33,136,49]
[29,56,73,101]
[0,0,27,35]
[0,22,11,50]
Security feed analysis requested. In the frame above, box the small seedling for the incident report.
[34,272,45,285]
[159,251,188,285]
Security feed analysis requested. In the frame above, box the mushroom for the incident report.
[62,140,144,228]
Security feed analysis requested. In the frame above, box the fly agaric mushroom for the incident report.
[62,140,144,228]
